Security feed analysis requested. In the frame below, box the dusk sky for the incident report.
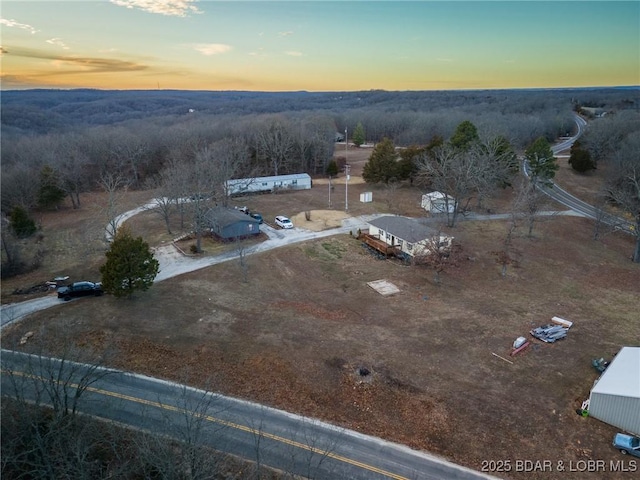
[1,1,638,91]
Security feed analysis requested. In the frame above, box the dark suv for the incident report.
[57,281,104,301]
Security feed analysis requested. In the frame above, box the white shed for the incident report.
[421,191,455,213]
[588,346,640,435]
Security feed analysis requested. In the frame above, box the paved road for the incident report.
[524,114,635,234]
[1,118,614,478]
[1,349,499,480]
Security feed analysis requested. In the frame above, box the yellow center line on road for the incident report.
[2,369,411,480]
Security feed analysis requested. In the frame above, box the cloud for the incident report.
[285,51,303,57]
[5,47,149,75]
[46,38,70,50]
[190,43,232,56]
[249,48,266,58]
[278,31,293,37]
[0,18,38,34]
[110,0,201,17]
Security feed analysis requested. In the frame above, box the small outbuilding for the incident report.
[421,191,455,214]
[588,346,640,435]
[366,216,453,258]
[204,206,261,240]
[225,173,312,196]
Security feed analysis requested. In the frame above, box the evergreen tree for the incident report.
[326,159,339,177]
[568,140,595,173]
[450,121,479,151]
[525,136,559,185]
[100,227,159,298]
[38,165,67,210]
[397,145,425,183]
[10,206,37,238]
[352,122,366,147]
[362,137,398,184]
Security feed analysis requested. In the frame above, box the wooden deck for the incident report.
[358,233,400,257]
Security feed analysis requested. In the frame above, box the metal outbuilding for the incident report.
[588,346,640,435]
[421,191,455,213]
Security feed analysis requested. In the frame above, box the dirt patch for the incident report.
[290,210,350,231]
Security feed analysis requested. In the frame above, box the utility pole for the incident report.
[345,164,350,212]
[328,175,332,208]
[345,127,349,211]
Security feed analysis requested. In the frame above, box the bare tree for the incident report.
[604,133,640,262]
[154,381,228,480]
[99,171,131,242]
[416,144,494,227]
[516,178,544,238]
[412,229,460,285]
[144,174,176,235]
[283,417,345,480]
[209,137,249,206]
[236,237,250,284]
[253,117,295,176]
[109,129,150,188]
[1,164,40,211]
[56,136,92,209]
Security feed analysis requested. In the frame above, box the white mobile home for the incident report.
[421,191,455,214]
[588,346,640,435]
[226,173,312,196]
[367,216,453,258]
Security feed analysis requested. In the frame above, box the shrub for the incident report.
[10,206,37,238]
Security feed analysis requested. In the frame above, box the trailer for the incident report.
[225,173,312,196]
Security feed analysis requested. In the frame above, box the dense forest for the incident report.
[1,87,639,272]
[2,87,637,205]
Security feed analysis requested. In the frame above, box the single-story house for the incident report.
[588,346,640,435]
[204,206,261,240]
[225,173,312,196]
[421,191,455,214]
[367,216,453,258]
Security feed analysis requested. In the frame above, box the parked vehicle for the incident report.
[275,215,293,229]
[592,357,609,373]
[57,281,104,301]
[250,212,264,224]
[613,433,640,457]
[238,206,250,214]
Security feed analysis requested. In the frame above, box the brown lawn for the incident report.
[2,146,639,479]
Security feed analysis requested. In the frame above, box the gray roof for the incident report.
[368,216,440,243]
[591,347,640,399]
[204,206,259,228]
[226,173,311,185]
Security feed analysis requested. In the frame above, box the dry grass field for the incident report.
[2,146,639,479]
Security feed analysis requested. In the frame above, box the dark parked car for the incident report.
[250,212,264,224]
[57,281,104,301]
[613,433,640,457]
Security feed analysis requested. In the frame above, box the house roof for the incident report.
[591,346,640,399]
[204,206,259,228]
[368,216,442,243]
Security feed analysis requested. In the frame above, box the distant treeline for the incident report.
[1,87,638,214]
[2,87,637,139]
